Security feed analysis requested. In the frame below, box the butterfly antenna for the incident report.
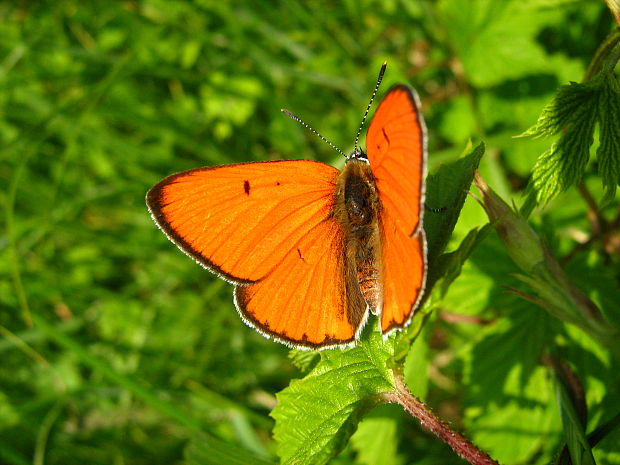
[281,108,347,158]
[354,61,387,152]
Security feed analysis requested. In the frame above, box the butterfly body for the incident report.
[335,156,383,318]
[147,83,427,349]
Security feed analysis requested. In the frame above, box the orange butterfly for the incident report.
[147,64,427,349]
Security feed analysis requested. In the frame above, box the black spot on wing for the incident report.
[381,127,390,144]
[243,180,250,195]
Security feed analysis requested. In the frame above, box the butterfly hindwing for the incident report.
[380,210,426,333]
[235,214,368,348]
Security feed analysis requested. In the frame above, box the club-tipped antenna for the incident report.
[354,62,387,152]
[281,108,347,158]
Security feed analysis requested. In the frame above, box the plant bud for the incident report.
[473,171,545,273]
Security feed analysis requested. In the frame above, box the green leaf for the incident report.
[461,304,561,463]
[597,74,620,202]
[521,81,600,139]
[439,0,561,87]
[522,71,620,209]
[425,141,485,282]
[591,412,620,464]
[525,84,599,207]
[288,349,320,373]
[468,365,561,463]
[438,95,477,144]
[433,224,494,298]
[403,320,431,400]
[450,235,565,461]
[185,432,276,465]
[272,328,395,465]
[555,376,596,465]
[349,405,403,465]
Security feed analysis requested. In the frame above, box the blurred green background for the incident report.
[1,1,618,464]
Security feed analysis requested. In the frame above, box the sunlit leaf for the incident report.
[272,329,395,465]
[522,71,620,209]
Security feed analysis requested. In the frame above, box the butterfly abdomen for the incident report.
[335,159,383,316]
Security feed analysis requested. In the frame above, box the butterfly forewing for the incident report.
[365,84,427,333]
[147,160,339,284]
[366,85,426,236]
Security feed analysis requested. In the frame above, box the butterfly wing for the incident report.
[366,85,426,235]
[235,214,367,348]
[147,160,338,283]
[147,160,367,348]
[366,85,427,333]
[379,212,426,332]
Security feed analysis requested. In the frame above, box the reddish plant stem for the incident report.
[382,371,499,465]
[583,28,620,81]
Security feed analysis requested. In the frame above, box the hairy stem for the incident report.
[382,370,499,465]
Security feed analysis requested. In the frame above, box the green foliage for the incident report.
[2,1,620,464]
[523,54,620,208]
[185,432,276,465]
[424,142,487,291]
[460,303,561,462]
[597,74,620,202]
[272,329,395,465]
[555,375,596,465]
[439,0,563,87]
[425,142,485,263]
[349,407,403,465]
